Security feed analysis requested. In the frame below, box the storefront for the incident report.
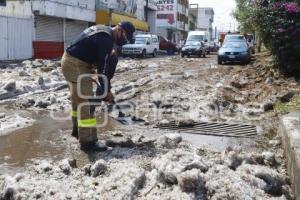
[96,10,148,31]
[95,0,149,32]
[32,0,95,59]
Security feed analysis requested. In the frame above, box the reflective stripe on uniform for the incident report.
[78,118,97,127]
[71,110,78,117]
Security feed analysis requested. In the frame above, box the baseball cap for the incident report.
[119,21,135,41]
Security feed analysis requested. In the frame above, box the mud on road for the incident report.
[0,53,298,199]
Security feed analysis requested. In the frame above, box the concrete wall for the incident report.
[197,8,212,30]
[0,16,33,60]
[0,1,33,18]
[32,0,96,22]
[279,113,300,200]
[147,10,156,33]
[45,0,96,10]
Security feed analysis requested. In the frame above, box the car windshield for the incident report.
[223,42,247,49]
[187,35,204,41]
[225,35,245,41]
[185,41,201,46]
[135,37,147,44]
[247,35,254,41]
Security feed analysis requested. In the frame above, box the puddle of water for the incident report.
[0,112,121,175]
[181,133,255,151]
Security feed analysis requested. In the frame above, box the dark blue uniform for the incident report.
[67,32,117,91]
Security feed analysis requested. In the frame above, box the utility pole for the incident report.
[109,8,112,26]
[145,0,148,22]
[108,0,117,27]
[215,26,217,40]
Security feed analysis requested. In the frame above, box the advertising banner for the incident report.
[97,0,145,20]
[156,0,177,28]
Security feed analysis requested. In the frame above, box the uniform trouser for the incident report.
[61,52,98,144]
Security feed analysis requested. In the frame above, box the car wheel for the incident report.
[181,53,185,58]
[141,49,146,58]
[202,52,206,58]
[152,49,157,57]
[218,57,222,64]
[170,48,174,54]
[207,51,210,55]
[245,59,250,65]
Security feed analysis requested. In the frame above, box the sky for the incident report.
[189,0,238,32]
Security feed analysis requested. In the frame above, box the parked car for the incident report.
[122,34,159,58]
[224,34,247,43]
[181,40,206,58]
[218,41,251,64]
[246,33,256,54]
[208,41,218,52]
[187,31,210,54]
[224,34,254,55]
[158,36,178,54]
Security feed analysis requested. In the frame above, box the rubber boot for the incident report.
[72,117,79,139]
[80,141,107,152]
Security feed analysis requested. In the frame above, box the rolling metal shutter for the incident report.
[35,15,63,42]
[65,20,88,48]
[0,16,8,60]
[34,15,64,58]
[0,16,33,60]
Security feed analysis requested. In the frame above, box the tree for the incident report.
[232,0,256,33]
[233,0,264,52]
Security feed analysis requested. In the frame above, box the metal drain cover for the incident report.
[157,121,257,138]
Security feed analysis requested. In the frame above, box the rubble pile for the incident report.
[219,52,299,114]
[0,135,292,200]
[0,59,65,102]
[0,53,297,199]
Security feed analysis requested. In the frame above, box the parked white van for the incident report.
[187,31,210,54]
[122,34,159,58]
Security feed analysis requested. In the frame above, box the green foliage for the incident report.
[232,0,256,32]
[275,95,300,113]
[234,0,300,74]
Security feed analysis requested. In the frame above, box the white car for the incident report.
[122,34,159,58]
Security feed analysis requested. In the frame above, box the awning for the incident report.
[96,10,148,32]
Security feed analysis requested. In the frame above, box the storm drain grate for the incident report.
[157,121,258,138]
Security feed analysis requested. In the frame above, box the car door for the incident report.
[149,35,154,53]
[145,37,151,53]
[152,35,159,51]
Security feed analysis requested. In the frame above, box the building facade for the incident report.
[0,1,34,60]
[0,0,157,60]
[189,4,214,40]
[32,0,96,59]
[156,0,189,43]
[95,0,157,34]
[188,12,196,31]
[0,0,96,59]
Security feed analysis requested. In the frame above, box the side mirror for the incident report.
[204,39,208,42]
[146,41,150,45]
[248,39,252,43]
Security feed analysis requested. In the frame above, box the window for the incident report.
[0,0,6,6]
[205,10,211,15]
[152,37,158,43]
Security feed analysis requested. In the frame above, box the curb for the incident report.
[279,112,300,200]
